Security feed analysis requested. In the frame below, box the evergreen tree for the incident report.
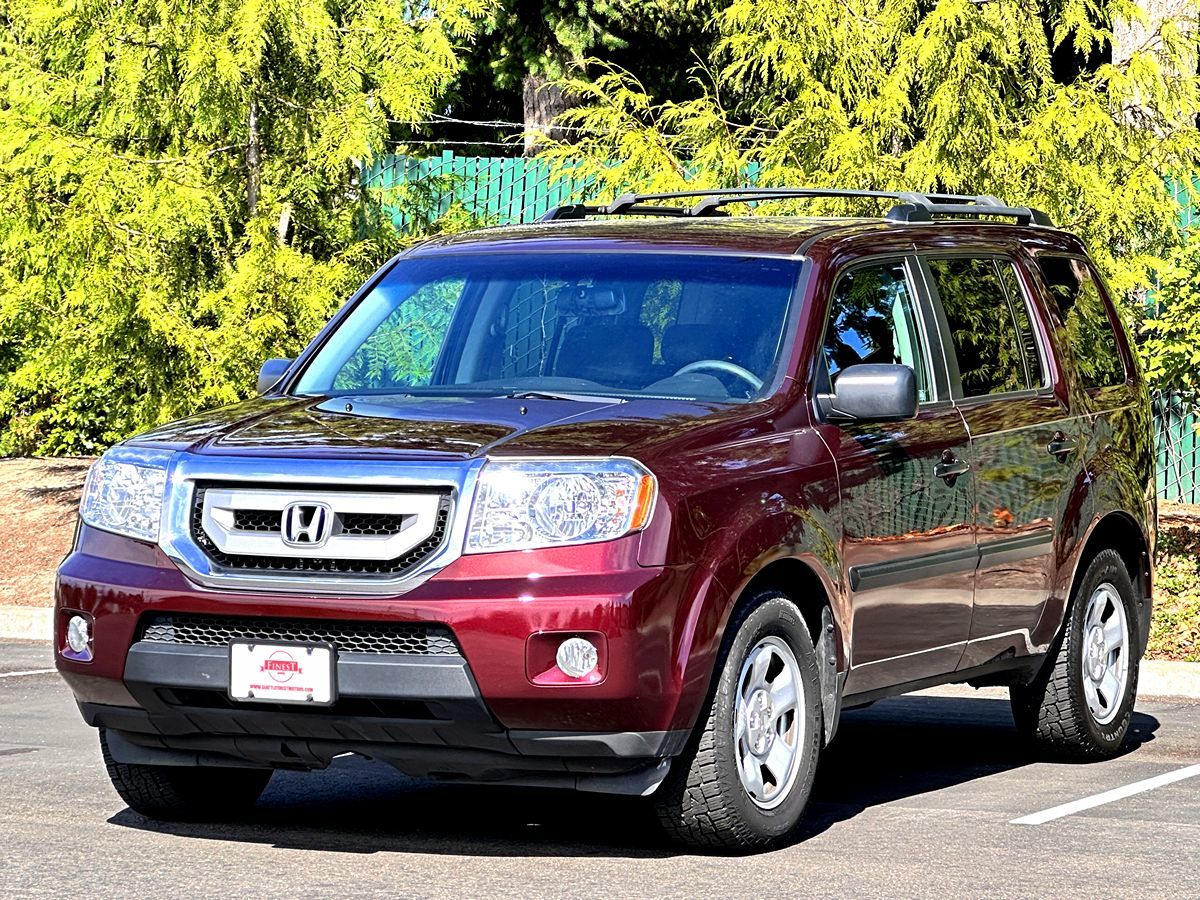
[445,0,715,154]
[0,0,493,454]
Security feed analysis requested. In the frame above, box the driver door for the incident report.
[818,258,975,697]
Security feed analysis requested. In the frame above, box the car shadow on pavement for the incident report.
[797,694,1159,840]
[108,694,1160,857]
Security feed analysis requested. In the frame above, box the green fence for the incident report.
[366,151,1200,502]
[364,151,595,227]
[1156,392,1200,503]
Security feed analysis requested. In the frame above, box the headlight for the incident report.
[465,458,656,553]
[79,446,174,542]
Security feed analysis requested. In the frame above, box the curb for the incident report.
[0,606,52,642]
[1140,659,1200,700]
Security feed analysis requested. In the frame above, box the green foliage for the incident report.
[542,0,1200,367]
[1048,257,1133,389]
[440,0,716,156]
[474,0,713,84]
[1142,229,1200,396]
[929,257,1035,397]
[639,278,683,364]
[0,0,495,454]
[1151,521,1200,661]
[334,277,465,389]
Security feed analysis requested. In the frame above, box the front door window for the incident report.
[823,261,932,402]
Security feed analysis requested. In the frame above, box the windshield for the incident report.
[294,252,802,403]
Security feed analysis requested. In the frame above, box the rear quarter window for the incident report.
[1036,256,1127,390]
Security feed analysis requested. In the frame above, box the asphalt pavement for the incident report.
[1,638,1198,898]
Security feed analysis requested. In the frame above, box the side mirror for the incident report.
[829,364,918,422]
[256,358,293,395]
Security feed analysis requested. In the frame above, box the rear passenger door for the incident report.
[1033,255,1151,642]
[820,259,976,697]
[918,254,1086,669]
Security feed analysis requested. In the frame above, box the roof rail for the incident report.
[538,188,1054,227]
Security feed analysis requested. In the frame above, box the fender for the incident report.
[1038,507,1154,654]
[662,450,846,743]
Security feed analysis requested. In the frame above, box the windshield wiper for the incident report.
[502,390,627,404]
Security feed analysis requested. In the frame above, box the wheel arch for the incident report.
[1056,510,1152,655]
[712,554,845,747]
[742,558,844,745]
[736,558,840,654]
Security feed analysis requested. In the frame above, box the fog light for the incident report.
[555,637,598,678]
[67,616,91,654]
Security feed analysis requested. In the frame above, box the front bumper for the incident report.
[56,524,704,785]
[81,641,686,792]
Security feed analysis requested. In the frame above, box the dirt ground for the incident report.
[0,457,91,607]
[1161,499,1200,527]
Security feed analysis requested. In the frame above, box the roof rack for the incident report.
[539,188,1054,227]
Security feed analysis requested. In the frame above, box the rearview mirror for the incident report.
[256,358,293,395]
[555,285,626,316]
[829,364,917,422]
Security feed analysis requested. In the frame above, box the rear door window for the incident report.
[927,257,1044,398]
[1036,256,1127,389]
[823,260,932,402]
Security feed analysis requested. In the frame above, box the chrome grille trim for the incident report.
[191,488,451,575]
[195,483,447,563]
[157,452,484,595]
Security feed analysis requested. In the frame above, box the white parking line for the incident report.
[1012,764,1200,825]
[0,669,55,679]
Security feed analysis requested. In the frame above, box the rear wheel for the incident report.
[100,729,272,821]
[653,591,822,851]
[1010,549,1140,759]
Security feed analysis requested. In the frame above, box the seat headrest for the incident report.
[661,324,733,370]
[556,322,654,387]
[557,286,627,316]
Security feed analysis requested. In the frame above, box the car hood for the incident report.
[129,393,742,460]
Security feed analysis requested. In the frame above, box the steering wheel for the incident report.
[674,359,763,393]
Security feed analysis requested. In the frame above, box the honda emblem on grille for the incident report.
[281,502,333,547]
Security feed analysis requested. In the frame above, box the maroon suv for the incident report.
[55,189,1154,850]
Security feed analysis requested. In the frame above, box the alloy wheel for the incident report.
[1081,582,1129,726]
[733,636,805,809]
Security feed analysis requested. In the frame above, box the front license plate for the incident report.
[228,641,336,705]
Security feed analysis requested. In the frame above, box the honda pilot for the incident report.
[55,189,1155,850]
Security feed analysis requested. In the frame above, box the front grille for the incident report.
[340,511,407,536]
[233,509,281,533]
[191,485,451,576]
[230,509,408,537]
[139,613,460,656]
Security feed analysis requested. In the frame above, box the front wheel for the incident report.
[100,729,272,821]
[653,591,823,851]
[1010,548,1140,759]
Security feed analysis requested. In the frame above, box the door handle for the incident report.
[1047,431,1078,461]
[934,449,970,486]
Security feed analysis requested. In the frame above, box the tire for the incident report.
[100,729,272,821]
[653,590,823,851]
[1011,549,1140,760]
